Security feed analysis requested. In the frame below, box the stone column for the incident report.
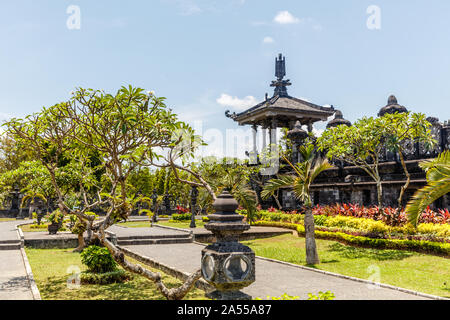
[251,124,257,153]
[270,118,277,145]
[262,126,267,150]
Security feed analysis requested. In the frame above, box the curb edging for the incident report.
[15,221,42,300]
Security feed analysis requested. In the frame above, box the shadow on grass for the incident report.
[39,275,169,300]
[327,243,414,261]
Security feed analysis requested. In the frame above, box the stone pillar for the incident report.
[251,124,257,153]
[270,119,277,145]
[262,126,267,150]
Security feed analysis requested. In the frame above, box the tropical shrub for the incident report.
[46,209,64,225]
[254,221,450,255]
[80,245,117,273]
[80,269,132,285]
[172,213,192,221]
[176,206,190,214]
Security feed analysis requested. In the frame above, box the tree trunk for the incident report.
[375,180,385,220]
[397,151,410,210]
[73,233,85,252]
[304,206,320,265]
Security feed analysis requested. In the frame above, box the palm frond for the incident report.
[261,175,295,200]
[406,178,450,226]
[232,185,257,224]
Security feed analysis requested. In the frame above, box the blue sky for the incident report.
[1,0,450,150]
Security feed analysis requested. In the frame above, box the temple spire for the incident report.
[270,53,291,97]
[275,53,286,80]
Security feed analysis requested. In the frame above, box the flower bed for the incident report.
[254,221,450,256]
[244,204,450,244]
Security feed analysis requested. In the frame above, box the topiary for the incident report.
[80,245,117,273]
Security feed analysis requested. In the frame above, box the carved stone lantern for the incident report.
[201,190,255,300]
[287,120,308,164]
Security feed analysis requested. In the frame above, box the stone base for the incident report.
[206,290,252,300]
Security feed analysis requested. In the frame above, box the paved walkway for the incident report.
[0,220,35,300]
[124,242,436,300]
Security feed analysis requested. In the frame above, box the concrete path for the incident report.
[0,220,35,300]
[123,242,437,300]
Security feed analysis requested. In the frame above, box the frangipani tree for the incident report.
[261,144,332,265]
[379,112,436,210]
[5,86,205,300]
[317,117,386,216]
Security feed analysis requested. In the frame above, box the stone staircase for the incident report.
[115,233,193,246]
[0,239,21,250]
[107,225,194,246]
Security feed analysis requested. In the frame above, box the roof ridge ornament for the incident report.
[270,53,291,97]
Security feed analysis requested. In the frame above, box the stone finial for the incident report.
[287,121,308,142]
[378,94,408,117]
[388,95,398,105]
[326,110,352,129]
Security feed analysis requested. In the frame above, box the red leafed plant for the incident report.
[310,203,448,226]
[176,206,189,214]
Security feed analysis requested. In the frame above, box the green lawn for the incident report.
[25,248,207,300]
[241,234,450,298]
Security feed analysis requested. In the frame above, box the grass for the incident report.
[25,248,207,300]
[241,234,450,298]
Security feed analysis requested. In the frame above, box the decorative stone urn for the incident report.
[201,190,255,300]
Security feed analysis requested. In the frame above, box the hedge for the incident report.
[253,221,450,256]
[253,211,450,241]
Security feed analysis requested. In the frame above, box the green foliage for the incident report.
[80,270,132,285]
[256,211,450,240]
[307,291,336,300]
[69,212,97,235]
[46,209,64,224]
[80,245,117,273]
[406,151,450,227]
[262,144,332,208]
[254,221,450,255]
[172,213,192,221]
[255,292,335,300]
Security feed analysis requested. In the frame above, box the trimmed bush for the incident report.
[253,221,450,256]
[80,269,132,285]
[80,245,117,273]
[172,213,192,221]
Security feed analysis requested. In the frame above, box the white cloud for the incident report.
[263,36,274,44]
[173,0,202,16]
[274,11,300,24]
[216,94,258,111]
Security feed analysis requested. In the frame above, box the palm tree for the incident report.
[261,144,332,265]
[405,150,450,227]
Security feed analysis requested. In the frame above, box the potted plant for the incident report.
[46,209,64,234]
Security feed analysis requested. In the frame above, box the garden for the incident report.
[0,85,448,301]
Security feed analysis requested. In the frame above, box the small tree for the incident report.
[317,117,386,216]
[261,144,332,265]
[379,112,436,210]
[5,86,204,300]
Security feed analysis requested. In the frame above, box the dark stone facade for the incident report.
[280,119,450,210]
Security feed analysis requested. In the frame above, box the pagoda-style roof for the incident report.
[229,94,335,128]
[226,53,335,128]
[378,95,408,117]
